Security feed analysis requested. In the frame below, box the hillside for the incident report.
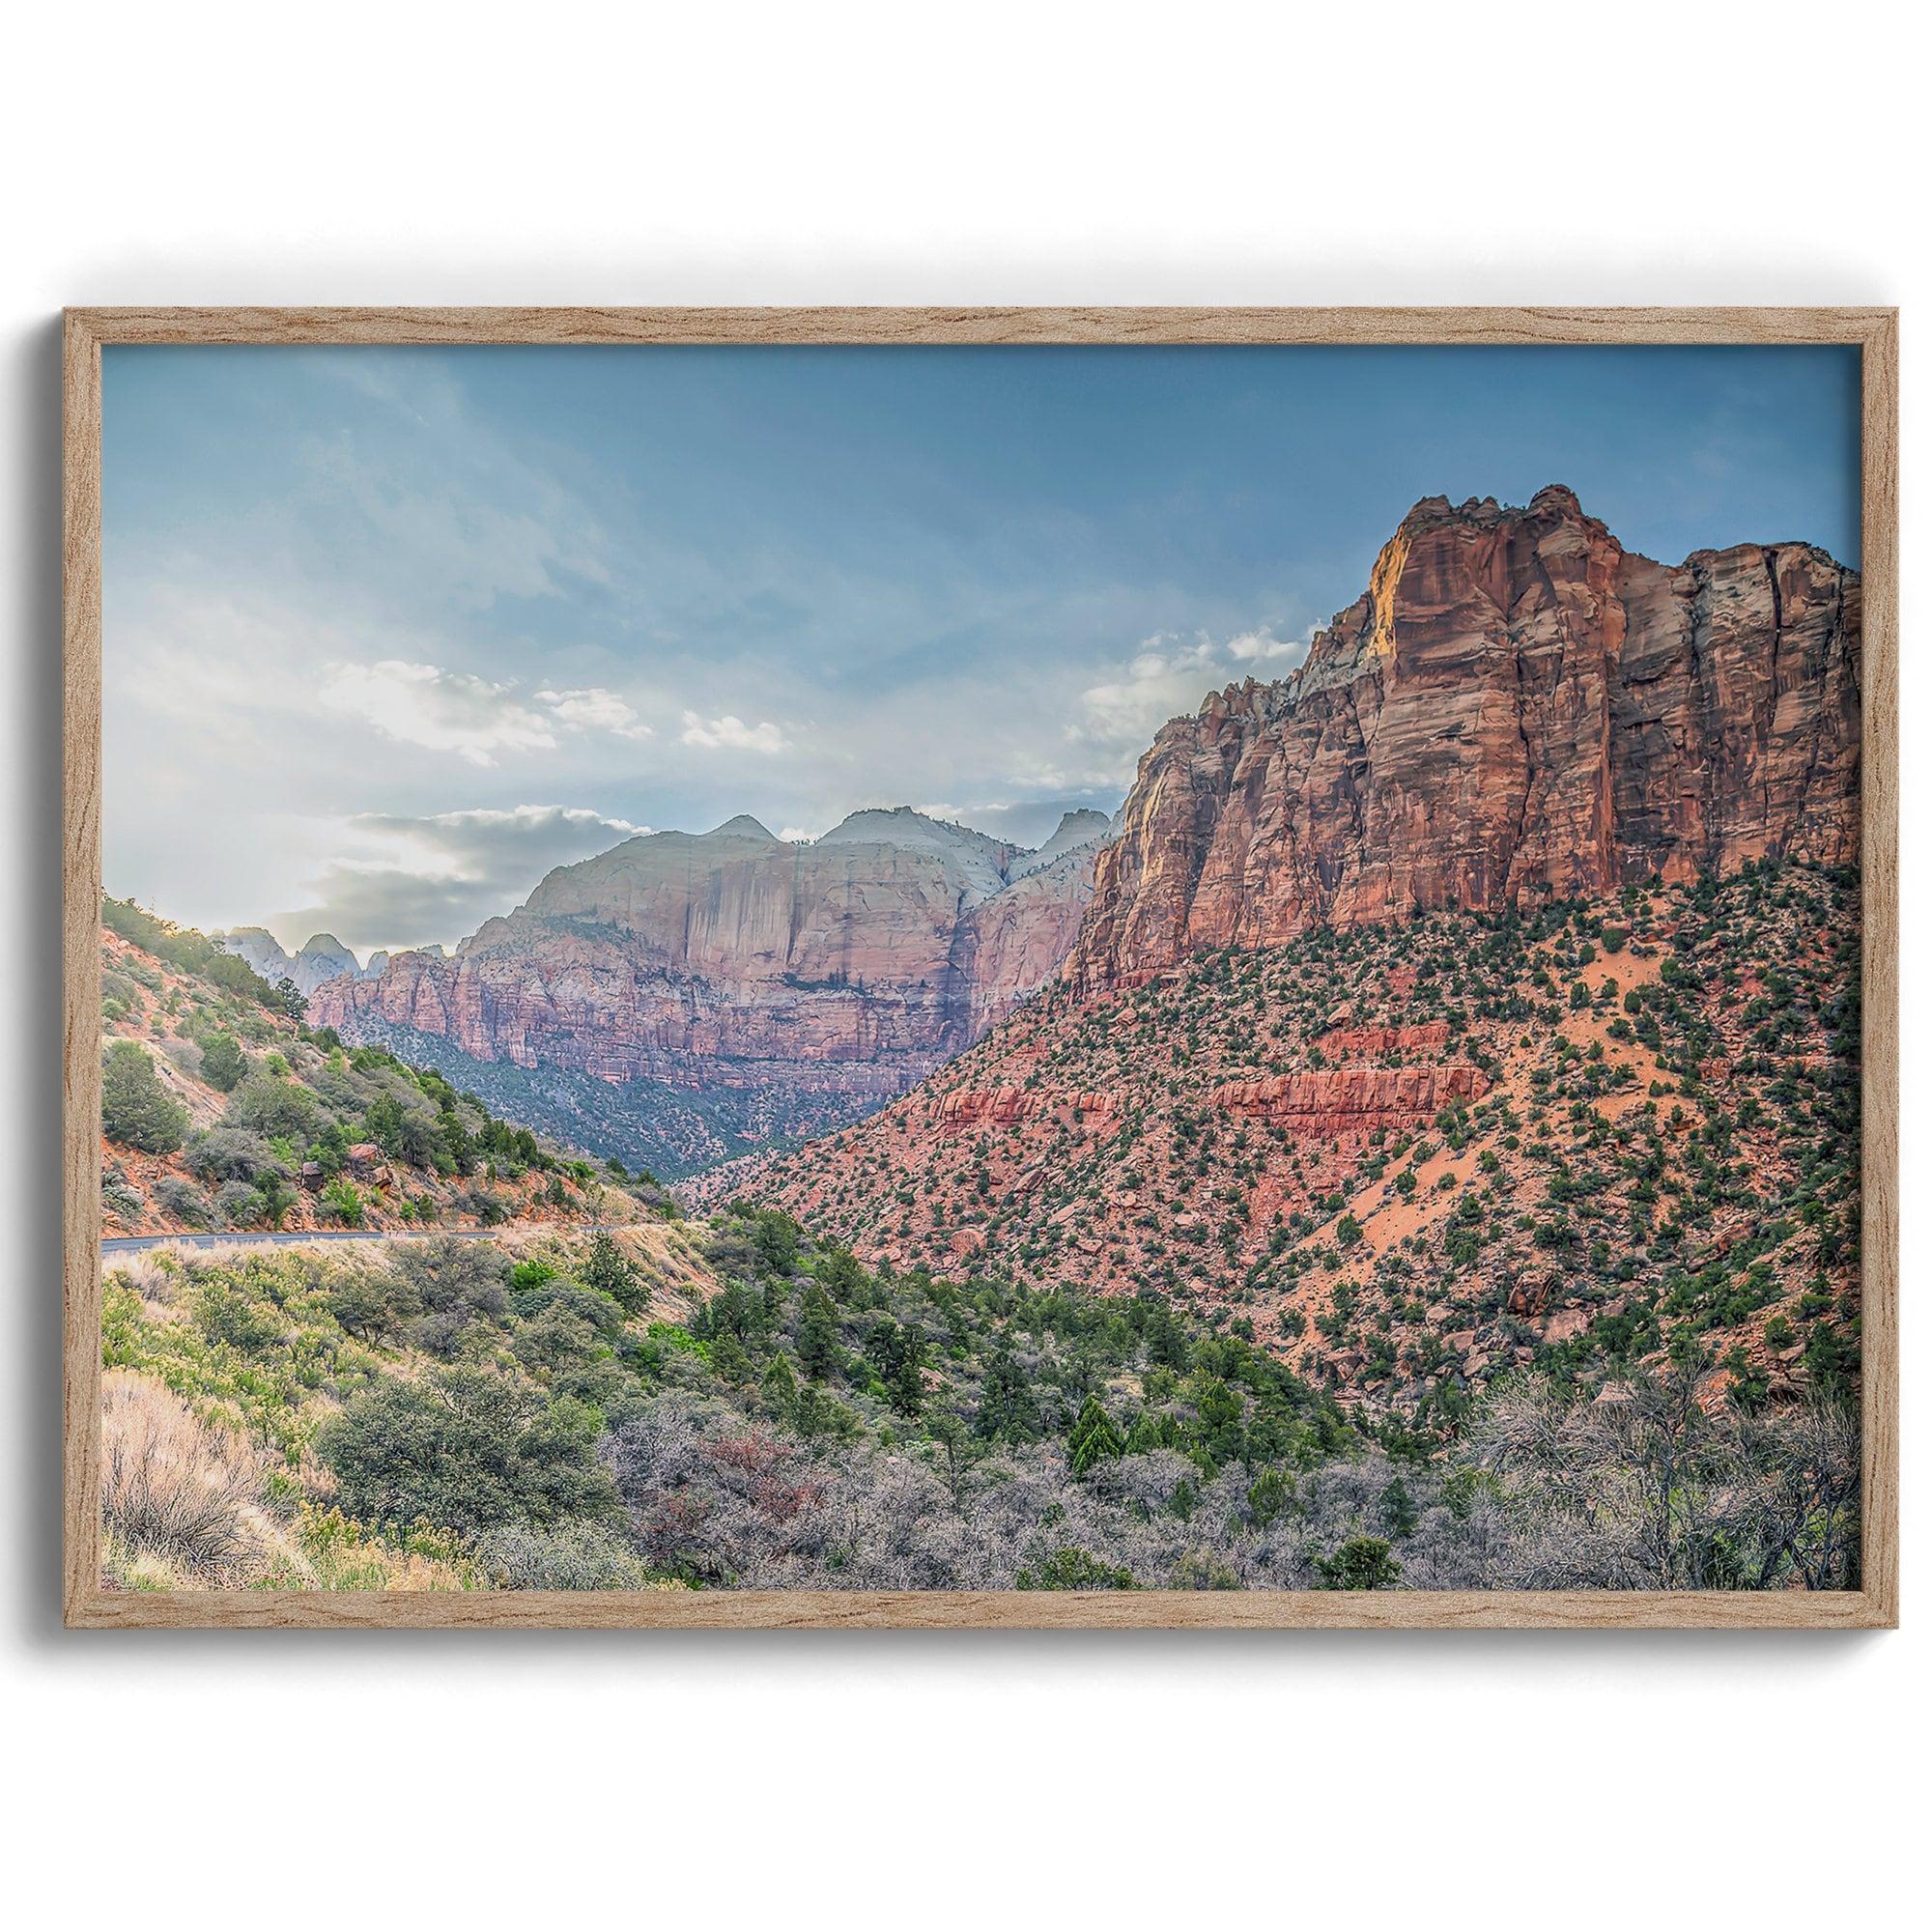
[100,1208,1856,1593]
[308,805,1110,1172]
[99,897,668,1237]
[707,863,1861,1428]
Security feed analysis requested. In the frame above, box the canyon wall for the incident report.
[1068,486,1861,990]
[310,808,1109,1115]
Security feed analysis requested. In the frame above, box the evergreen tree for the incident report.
[815,1246,868,1302]
[1378,1475,1419,1539]
[254,1175,298,1231]
[760,1350,799,1425]
[1247,1467,1293,1526]
[975,1335,1039,1443]
[583,1230,646,1313]
[439,1109,477,1177]
[101,1041,187,1153]
[797,1284,842,1380]
[199,1033,246,1093]
[1313,1536,1402,1590]
[363,1091,407,1155]
[888,1326,926,1421]
[1069,1394,1126,1477]
[752,1208,801,1274]
[710,1330,753,1387]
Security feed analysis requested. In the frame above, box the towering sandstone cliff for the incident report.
[310,807,1110,1117]
[1068,486,1861,990]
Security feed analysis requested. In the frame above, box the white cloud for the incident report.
[1073,636,1220,757]
[276,804,648,952]
[778,826,821,843]
[534,687,655,740]
[1226,625,1310,664]
[318,660,558,766]
[681,710,788,754]
[316,667,660,766]
[348,804,646,878]
[1066,625,1313,778]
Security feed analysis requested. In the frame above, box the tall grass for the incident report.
[100,1370,268,1581]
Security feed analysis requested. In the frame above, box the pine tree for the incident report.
[709,1330,753,1387]
[797,1284,842,1380]
[1068,1395,1125,1477]
[583,1230,645,1313]
[1378,1476,1419,1539]
[975,1335,1039,1443]
[888,1327,926,1421]
[1247,1467,1293,1526]
[199,1033,246,1093]
[760,1350,799,1425]
[439,1109,476,1177]
[101,1041,187,1153]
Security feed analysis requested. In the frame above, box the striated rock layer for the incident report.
[311,808,1110,1121]
[1069,486,1861,990]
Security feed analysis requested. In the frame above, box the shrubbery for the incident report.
[101,1041,187,1153]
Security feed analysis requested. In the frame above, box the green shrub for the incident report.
[1313,1536,1402,1590]
[1016,1548,1137,1590]
[320,1178,364,1226]
[102,1041,187,1153]
[317,1368,615,1539]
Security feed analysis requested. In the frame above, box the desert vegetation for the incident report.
[99,897,674,1236]
[99,1208,1858,1592]
[726,862,1861,1448]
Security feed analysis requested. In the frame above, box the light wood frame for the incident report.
[62,306,1899,1629]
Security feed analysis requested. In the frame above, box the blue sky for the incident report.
[101,342,1861,953]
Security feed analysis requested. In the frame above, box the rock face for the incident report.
[1069,487,1861,990]
[1208,1065,1490,1130]
[311,807,1109,1121]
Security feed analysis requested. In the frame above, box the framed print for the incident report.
[62,307,1897,1628]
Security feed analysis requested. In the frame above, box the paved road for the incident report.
[102,1227,614,1256]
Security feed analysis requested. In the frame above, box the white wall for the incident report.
[3,6,1920,1925]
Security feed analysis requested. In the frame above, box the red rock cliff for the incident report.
[311,809,1108,1114]
[1068,487,1861,990]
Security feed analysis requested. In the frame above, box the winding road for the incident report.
[102,1226,616,1256]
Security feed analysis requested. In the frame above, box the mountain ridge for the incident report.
[309,799,1115,1160]
[1067,486,1859,991]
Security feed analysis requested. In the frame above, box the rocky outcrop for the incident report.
[311,808,1106,1116]
[1069,487,1861,989]
[932,1085,1122,1132]
[1208,1065,1489,1128]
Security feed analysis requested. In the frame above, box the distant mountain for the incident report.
[211,926,374,998]
[309,805,1112,1171]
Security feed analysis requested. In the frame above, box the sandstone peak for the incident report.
[317,793,1106,1149]
[1008,808,1112,881]
[818,807,1015,898]
[1069,494,1860,990]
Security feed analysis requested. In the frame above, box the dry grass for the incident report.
[100,1369,270,1583]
